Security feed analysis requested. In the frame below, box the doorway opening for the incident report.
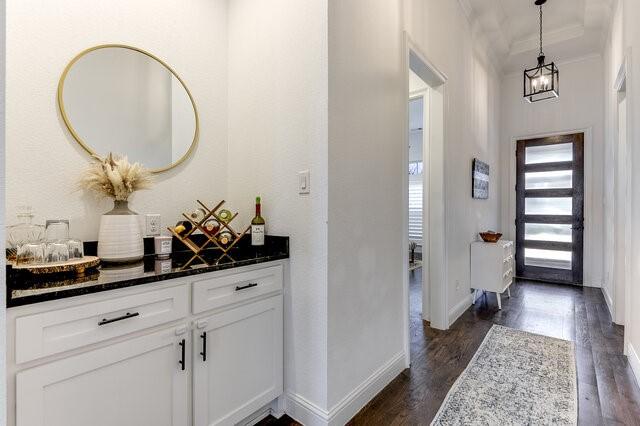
[515,133,585,285]
[403,34,447,366]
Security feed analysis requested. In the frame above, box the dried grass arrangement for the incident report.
[80,153,153,201]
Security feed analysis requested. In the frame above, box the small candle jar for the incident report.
[154,235,172,259]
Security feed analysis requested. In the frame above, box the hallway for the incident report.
[348,269,640,425]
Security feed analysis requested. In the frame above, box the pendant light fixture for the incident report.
[523,0,559,102]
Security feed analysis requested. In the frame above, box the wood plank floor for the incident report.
[262,268,640,425]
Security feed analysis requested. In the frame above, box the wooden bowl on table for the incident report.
[479,231,502,243]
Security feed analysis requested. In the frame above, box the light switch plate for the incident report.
[145,214,161,236]
[298,170,310,194]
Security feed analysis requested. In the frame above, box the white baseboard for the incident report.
[628,343,640,388]
[602,286,614,320]
[448,295,472,326]
[285,351,406,426]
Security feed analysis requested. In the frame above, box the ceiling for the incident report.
[460,0,615,73]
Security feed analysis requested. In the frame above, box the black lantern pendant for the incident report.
[523,0,559,103]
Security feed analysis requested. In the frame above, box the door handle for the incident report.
[98,311,139,326]
[235,282,258,291]
[200,332,207,362]
[178,339,186,371]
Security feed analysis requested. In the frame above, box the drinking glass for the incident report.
[16,243,46,265]
[67,239,84,259]
[45,242,70,263]
[45,219,70,242]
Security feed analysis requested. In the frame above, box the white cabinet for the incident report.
[16,325,189,426]
[193,295,283,426]
[8,262,286,426]
[471,240,514,309]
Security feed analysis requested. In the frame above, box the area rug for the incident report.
[431,325,577,425]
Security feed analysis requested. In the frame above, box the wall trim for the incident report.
[285,351,406,426]
[602,285,614,321]
[628,343,640,388]
[448,295,472,327]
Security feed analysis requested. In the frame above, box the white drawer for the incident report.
[15,285,189,364]
[192,265,283,314]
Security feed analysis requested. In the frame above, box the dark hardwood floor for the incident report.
[262,268,640,425]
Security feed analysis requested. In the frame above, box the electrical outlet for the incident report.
[145,214,161,236]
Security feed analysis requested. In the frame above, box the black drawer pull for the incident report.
[235,282,258,291]
[179,339,186,371]
[98,312,139,326]
[200,332,207,361]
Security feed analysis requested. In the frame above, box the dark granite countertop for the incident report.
[7,236,289,307]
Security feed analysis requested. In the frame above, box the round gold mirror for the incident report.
[58,44,199,173]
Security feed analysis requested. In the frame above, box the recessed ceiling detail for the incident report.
[460,0,614,73]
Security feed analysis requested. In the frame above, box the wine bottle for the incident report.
[251,196,265,246]
[218,231,233,245]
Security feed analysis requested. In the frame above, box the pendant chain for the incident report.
[539,4,544,57]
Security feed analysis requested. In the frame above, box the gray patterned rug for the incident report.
[431,325,577,425]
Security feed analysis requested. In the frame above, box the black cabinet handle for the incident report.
[178,339,186,371]
[235,282,258,291]
[200,332,207,361]
[98,312,139,326]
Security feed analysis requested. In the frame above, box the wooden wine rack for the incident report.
[168,200,250,261]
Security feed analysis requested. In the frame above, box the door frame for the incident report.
[515,134,585,284]
[402,32,449,368]
[506,127,596,286]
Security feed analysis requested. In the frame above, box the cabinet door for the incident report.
[193,295,283,426]
[17,326,189,426]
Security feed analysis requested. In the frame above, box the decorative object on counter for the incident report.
[218,209,233,223]
[45,242,70,263]
[45,219,70,242]
[99,261,145,281]
[16,243,46,265]
[203,218,220,236]
[472,158,490,199]
[251,196,265,246]
[7,205,45,259]
[168,200,250,262]
[67,239,84,259]
[174,220,193,236]
[11,256,100,275]
[154,235,172,259]
[188,208,206,223]
[479,231,503,243]
[80,153,152,263]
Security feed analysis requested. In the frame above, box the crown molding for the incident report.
[510,24,585,56]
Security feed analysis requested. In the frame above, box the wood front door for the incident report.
[515,133,584,285]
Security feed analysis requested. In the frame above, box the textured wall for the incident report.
[5,0,228,241]
[226,0,329,411]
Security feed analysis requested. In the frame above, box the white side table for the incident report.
[471,240,514,309]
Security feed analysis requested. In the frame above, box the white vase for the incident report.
[97,200,144,263]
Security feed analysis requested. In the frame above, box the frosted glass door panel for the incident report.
[525,143,573,164]
[525,170,572,189]
[524,223,572,242]
[525,197,572,215]
[524,248,572,270]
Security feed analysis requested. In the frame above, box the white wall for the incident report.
[225,0,330,414]
[0,0,7,420]
[327,0,406,412]
[614,0,640,379]
[500,55,605,288]
[404,0,503,323]
[5,0,228,241]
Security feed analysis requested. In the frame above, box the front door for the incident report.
[515,133,584,285]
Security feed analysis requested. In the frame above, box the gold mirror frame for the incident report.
[57,44,200,173]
